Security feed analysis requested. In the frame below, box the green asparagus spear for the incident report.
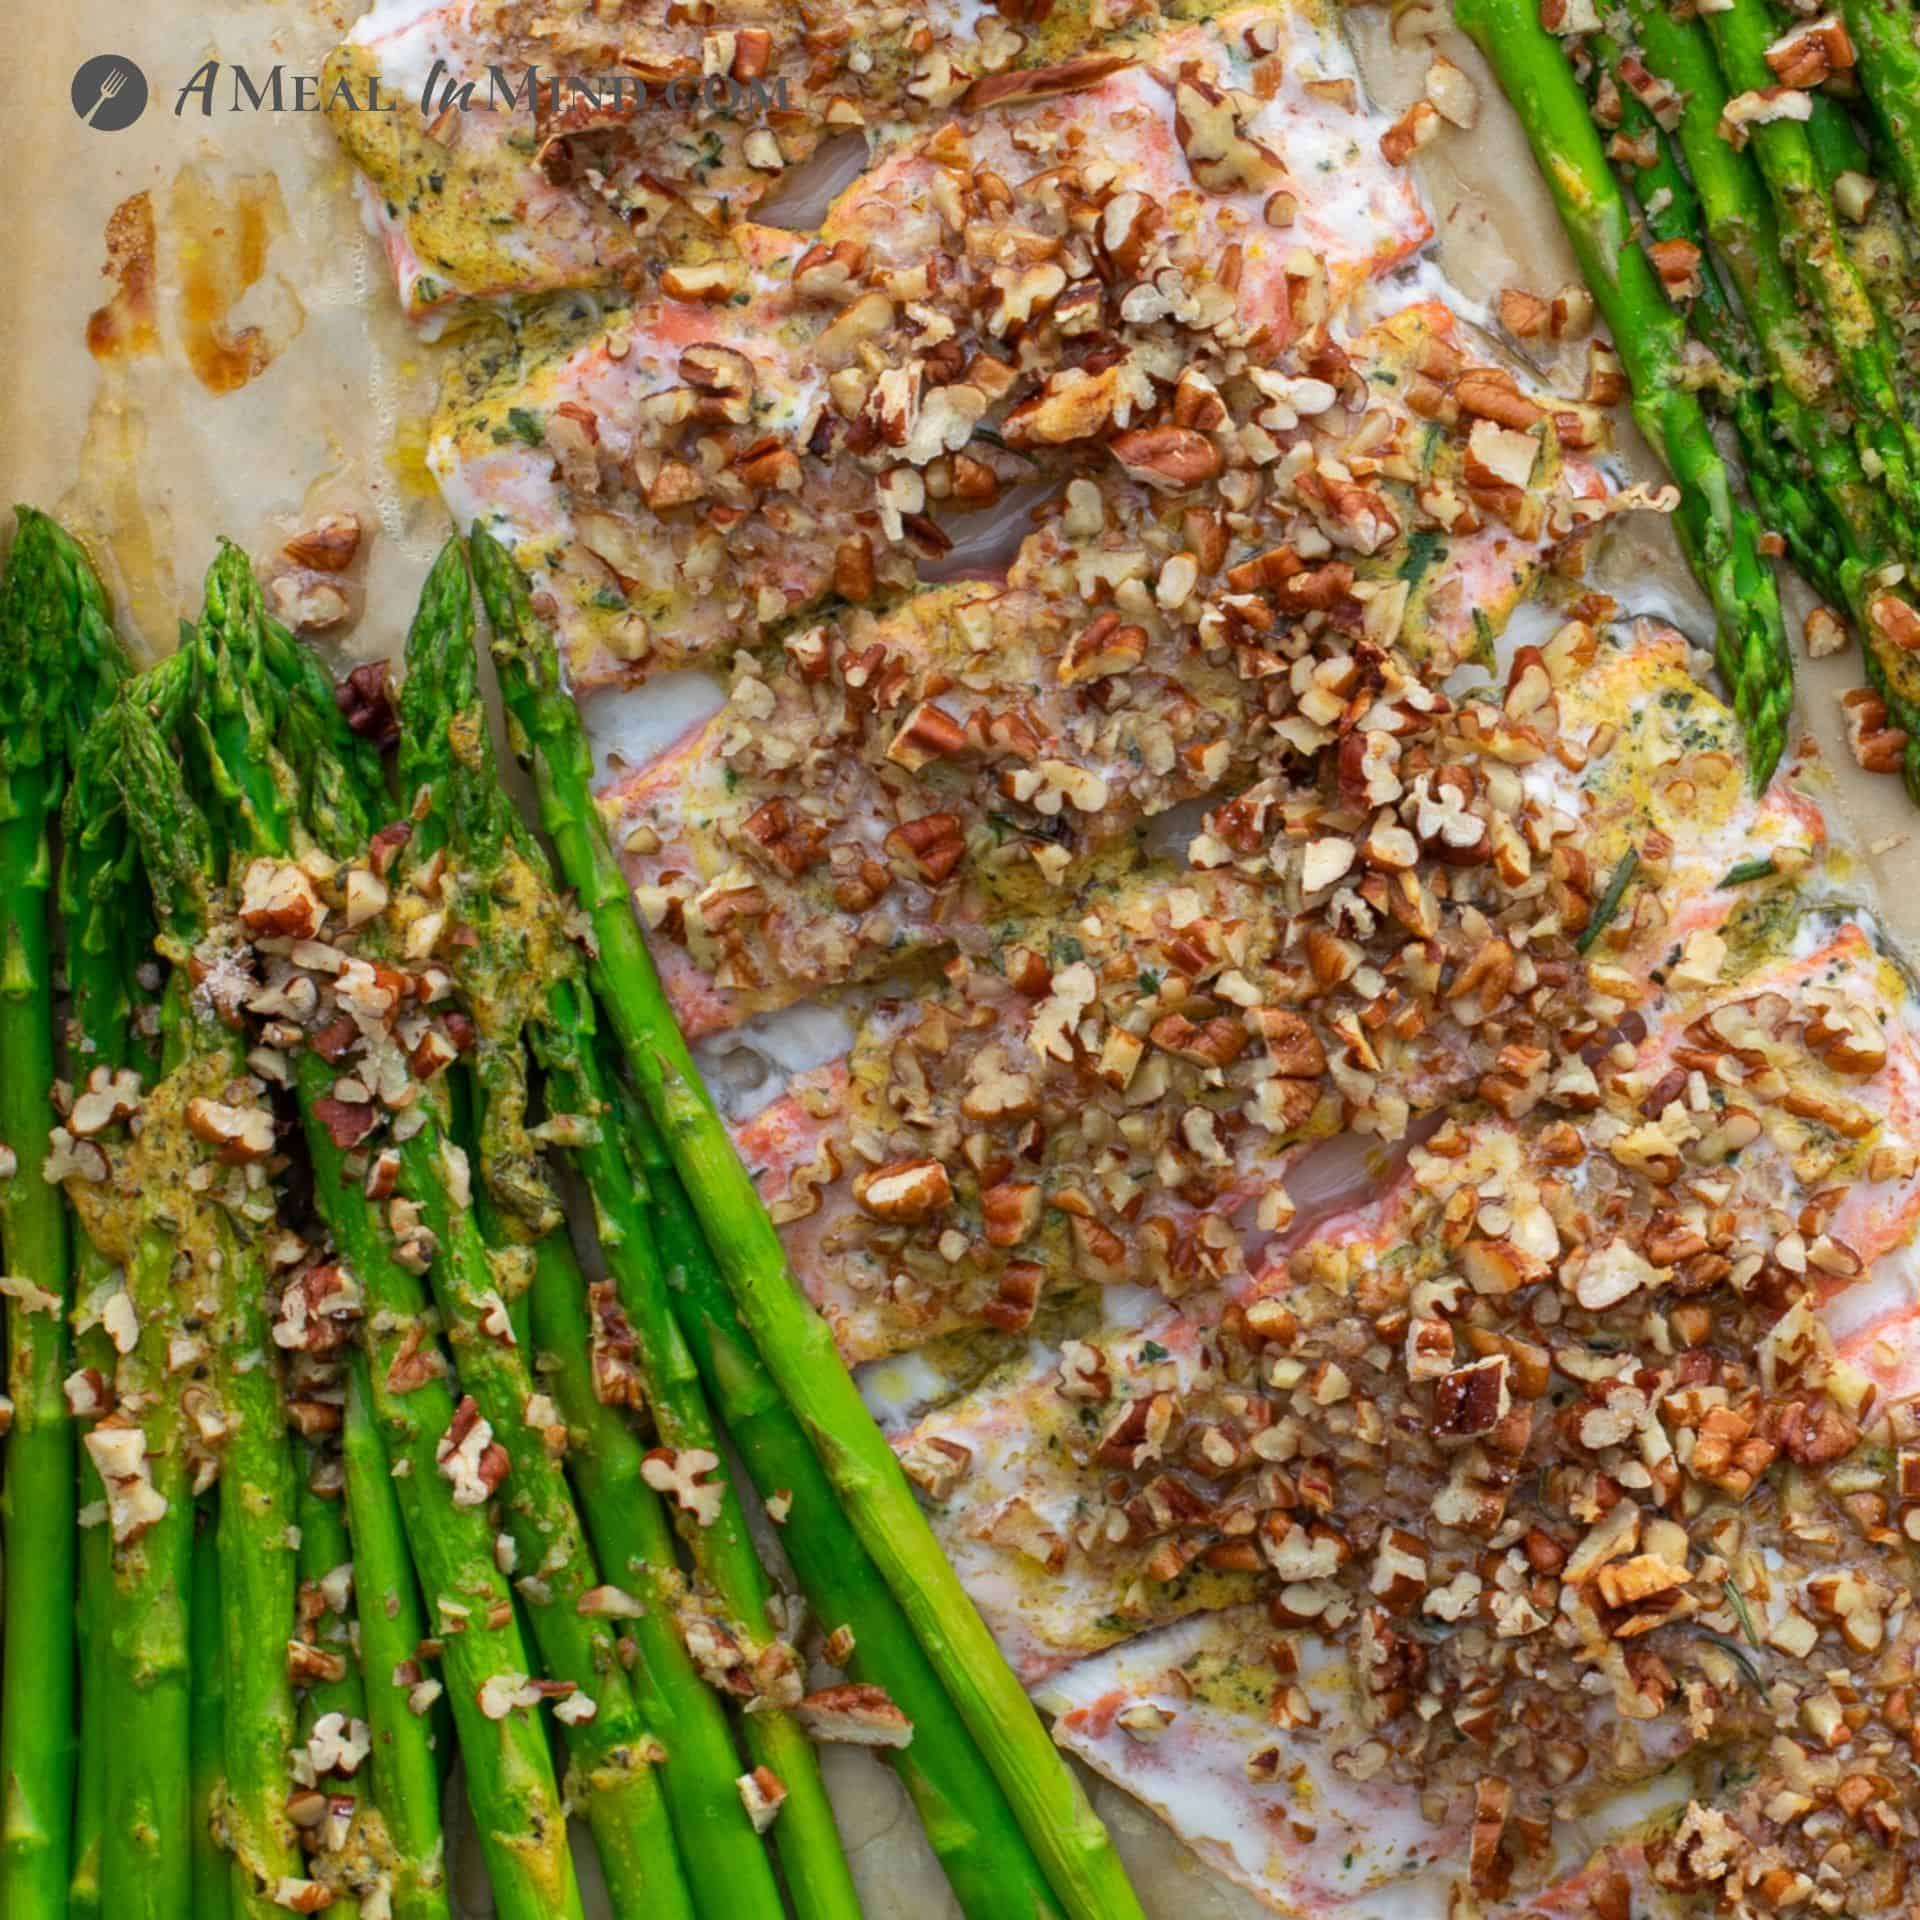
[340,1360,452,1920]
[293,1457,370,1881]
[0,509,123,1916]
[213,1234,303,1916]
[1800,88,1919,370]
[156,555,585,1920]
[101,571,309,1920]
[541,1004,860,1920]
[59,622,155,1920]
[94,696,232,1920]
[624,1094,1068,1920]
[388,561,769,1911]
[472,522,1147,1920]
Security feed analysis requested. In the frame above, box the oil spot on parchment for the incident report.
[85,193,160,363]
[61,389,179,665]
[170,165,305,394]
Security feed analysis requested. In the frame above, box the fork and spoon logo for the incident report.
[71,54,149,131]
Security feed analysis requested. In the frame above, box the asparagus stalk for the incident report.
[0,509,122,1915]
[339,1359,452,1920]
[1587,32,1844,604]
[1834,0,1920,229]
[473,523,1148,1920]
[394,544,820,1920]
[293,1458,371,1884]
[213,1233,303,1917]
[624,1094,1069,1920]
[71,1474,111,1920]
[1454,0,1797,785]
[109,681,307,1916]
[191,1510,233,1920]
[1699,0,1920,519]
[146,562,584,1920]
[60,633,154,1920]
[384,1107,699,1920]
[93,699,224,1920]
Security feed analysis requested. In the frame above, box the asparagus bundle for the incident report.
[471,524,1148,1920]
[0,511,127,1916]
[392,543,853,1920]
[1584,0,1920,793]
[258,566,701,1920]
[1584,32,1844,606]
[1454,0,1798,787]
[1700,0,1920,511]
[145,552,584,1920]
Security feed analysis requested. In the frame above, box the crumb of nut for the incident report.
[1550,284,1595,338]
[1803,605,1847,658]
[267,572,352,634]
[284,511,363,572]
[1424,56,1479,129]
[1497,288,1551,340]
[738,1766,786,1833]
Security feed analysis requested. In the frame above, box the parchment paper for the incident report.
[3,4,1914,1914]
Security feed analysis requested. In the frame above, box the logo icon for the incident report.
[72,55,149,132]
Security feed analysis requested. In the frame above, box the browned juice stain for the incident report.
[169,165,305,394]
[86,193,161,363]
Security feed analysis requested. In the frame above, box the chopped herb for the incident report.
[1720,856,1776,887]
[1397,527,1446,590]
[1723,1578,1763,1651]
[1576,849,1641,954]
[504,407,544,447]
[1469,609,1496,672]
[1137,968,1161,996]
[1138,1340,1169,1363]
[1050,933,1085,967]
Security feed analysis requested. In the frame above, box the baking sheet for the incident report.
[5,4,1916,1915]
